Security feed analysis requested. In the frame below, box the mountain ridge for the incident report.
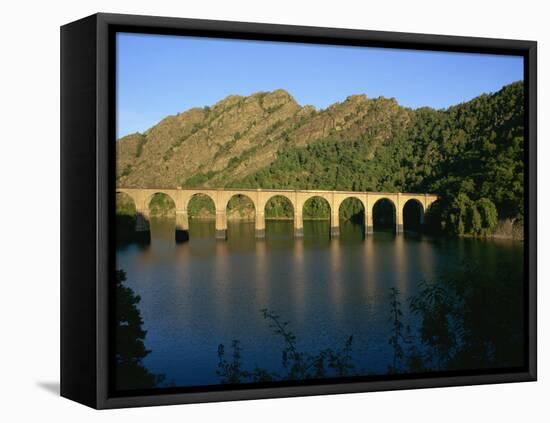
[117,87,415,189]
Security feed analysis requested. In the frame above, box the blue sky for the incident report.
[116,33,523,138]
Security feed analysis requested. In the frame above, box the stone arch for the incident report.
[263,194,295,239]
[146,191,177,218]
[179,193,217,241]
[187,192,217,219]
[424,199,442,233]
[372,197,397,233]
[224,193,256,240]
[338,196,366,223]
[402,198,425,233]
[114,189,153,242]
[302,196,332,238]
[225,193,256,221]
[115,191,140,243]
[302,195,331,220]
[264,194,295,220]
[115,190,137,217]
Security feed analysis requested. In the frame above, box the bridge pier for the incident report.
[419,211,426,232]
[135,212,149,232]
[134,208,151,243]
[330,213,340,237]
[294,212,303,238]
[215,210,227,240]
[255,210,265,239]
[175,210,189,242]
[365,212,373,235]
[396,208,403,235]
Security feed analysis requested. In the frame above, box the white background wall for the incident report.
[0,0,546,420]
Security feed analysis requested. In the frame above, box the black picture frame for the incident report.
[60,12,537,409]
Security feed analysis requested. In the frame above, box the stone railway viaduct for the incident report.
[116,187,438,241]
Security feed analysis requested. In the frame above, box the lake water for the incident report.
[116,218,524,388]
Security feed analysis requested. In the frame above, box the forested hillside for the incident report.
[117,81,524,237]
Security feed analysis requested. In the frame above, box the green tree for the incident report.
[148,193,175,217]
[467,204,482,234]
[476,198,498,235]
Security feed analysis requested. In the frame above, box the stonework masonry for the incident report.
[116,187,438,241]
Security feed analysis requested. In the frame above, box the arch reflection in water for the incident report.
[117,219,524,387]
[226,194,256,239]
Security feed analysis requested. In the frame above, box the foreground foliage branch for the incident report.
[217,309,354,384]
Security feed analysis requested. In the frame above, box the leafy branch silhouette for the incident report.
[217,308,354,384]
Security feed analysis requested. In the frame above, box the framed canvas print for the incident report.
[60,13,537,409]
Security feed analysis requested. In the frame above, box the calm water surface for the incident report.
[116,218,524,387]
